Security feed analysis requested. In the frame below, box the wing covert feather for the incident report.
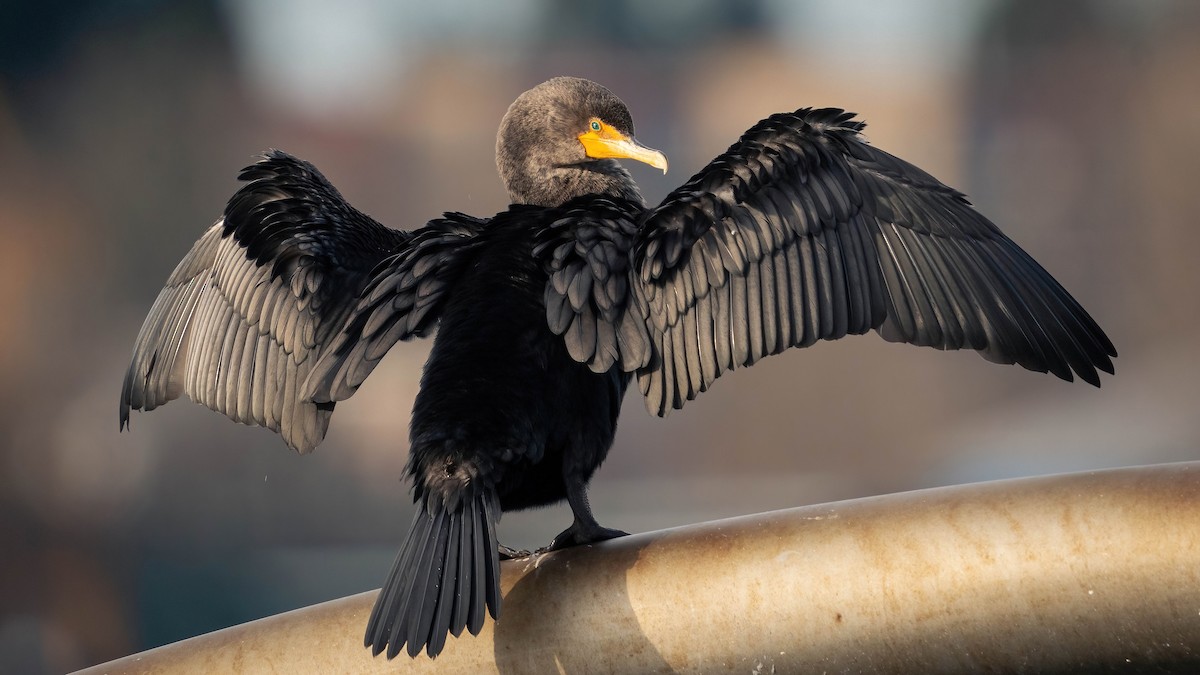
[303,214,488,403]
[533,197,653,375]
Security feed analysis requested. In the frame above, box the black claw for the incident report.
[498,544,532,560]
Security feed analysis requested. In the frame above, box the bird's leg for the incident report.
[542,479,628,552]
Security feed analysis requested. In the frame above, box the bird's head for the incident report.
[496,77,667,207]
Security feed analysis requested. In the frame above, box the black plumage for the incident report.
[119,76,1115,658]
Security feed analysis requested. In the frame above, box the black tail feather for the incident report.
[467,496,488,635]
[450,506,473,637]
[427,509,460,656]
[482,494,502,613]
[365,490,500,659]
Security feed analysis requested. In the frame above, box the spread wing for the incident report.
[539,109,1117,415]
[119,151,484,452]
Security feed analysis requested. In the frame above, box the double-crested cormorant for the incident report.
[119,77,1116,658]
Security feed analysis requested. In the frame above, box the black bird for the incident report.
[119,76,1116,658]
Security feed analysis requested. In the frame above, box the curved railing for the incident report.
[74,462,1200,673]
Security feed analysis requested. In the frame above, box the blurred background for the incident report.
[2,0,1198,671]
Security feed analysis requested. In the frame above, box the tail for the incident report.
[365,490,502,659]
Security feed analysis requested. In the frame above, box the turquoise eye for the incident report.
[590,120,601,131]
